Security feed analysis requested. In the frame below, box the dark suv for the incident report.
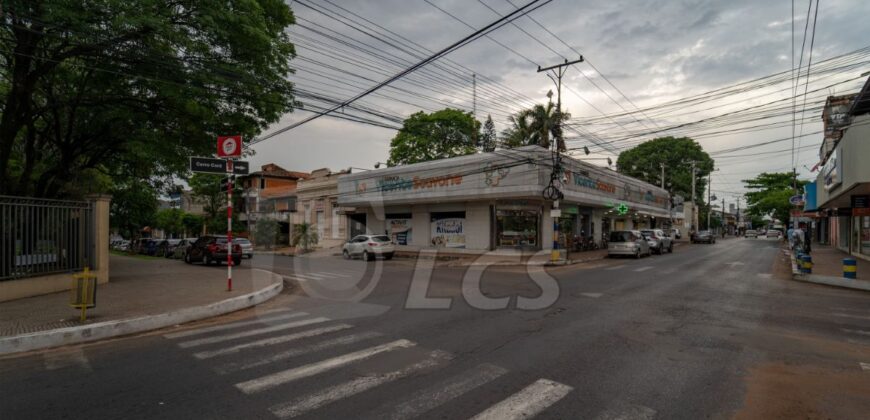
[185,235,242,266]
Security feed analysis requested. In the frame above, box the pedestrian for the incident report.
[787,226,795,248]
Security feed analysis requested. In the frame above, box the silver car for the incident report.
[234,237,253,259]
[641,229,673,254]
[608,230,651,259]
[170,238,198,259]
[342,234,395,261]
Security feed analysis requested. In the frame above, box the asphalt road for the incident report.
[2,238,869,419]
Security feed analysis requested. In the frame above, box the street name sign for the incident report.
[190,157,249,175]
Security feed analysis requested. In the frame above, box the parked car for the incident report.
[744,229,758,238]
[342,235,395,261]
[140,239,160,255]
[185,235,242,265]
[691,230,716,244]
[607,230,651,259]
[170,238,198,259]
[159,239,182,258]
[641,229,673,254]
[766,229,782,239]
[234,238,253,259]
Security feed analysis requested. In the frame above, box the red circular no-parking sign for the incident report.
[217,135,242,158]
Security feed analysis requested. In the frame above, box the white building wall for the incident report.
[542,203,555,250]
[411,206,430,247]
[465,202,491,250]
[365,207,385,235]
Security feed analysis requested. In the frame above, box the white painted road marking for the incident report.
[316,271,353,278]
[215,331,384,374]
[469,378,573,420]
[164,311,308,339]
[581,293,603,298]
[725,262,745,267]
[842,328,870,336]
[833,313,870,321]
[192,324,353,359]
[860,362,870,372]
[605,265,626,271]
[385,363,508,420]
[177,317,331,348]
[593,402,657,420]
[234,339,416,394]
[43,348,91,372]
[756,273,772,279]
[269,350,453,418]
[634,266,653,272]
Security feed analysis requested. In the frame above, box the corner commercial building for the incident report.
[336,146,670,252]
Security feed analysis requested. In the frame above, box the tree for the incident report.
[742,172,805,227]
[110,180,158,239]
[189,174,226,223]
[387,108,479,166]
[501,103,570,151]
[291,222,319,253]
[154,208,185,238]
[181,213,204,237]
[479,115,497,152]
[616,137,715,205]
[0,1,298,198]
[253,218,280,250]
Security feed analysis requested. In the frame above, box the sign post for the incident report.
[189,135,245,292]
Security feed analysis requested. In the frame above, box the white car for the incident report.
[641,229,673,254]
[342,235,395,261]
[744,229,758,238]
[607,230,651,259]
[234,238,253,258]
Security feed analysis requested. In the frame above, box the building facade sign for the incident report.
[431,215,465,248]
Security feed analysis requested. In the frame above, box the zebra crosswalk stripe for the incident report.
[469,378,573,420]
[214,331,384,374]
[163,311,307,339]
[177,317,331,349]
[268,350,453,419]
[234,339,416,394]
[384,363,508,420]
[192,324,353,359]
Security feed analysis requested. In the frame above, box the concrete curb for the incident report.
[787,251,870,292]
[0,268,284,356]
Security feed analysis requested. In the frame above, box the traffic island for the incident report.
[0,255,284,355]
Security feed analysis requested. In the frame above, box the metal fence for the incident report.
[1,195,94,281]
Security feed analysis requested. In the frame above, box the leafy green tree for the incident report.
[616,137,715,205]
[387,108,479,166]
[501,103,570,151]
[742,172,805,227]
[253,218,280,250]
[291,222,319,253]
[182,213,204,237]
[110,181,158,239]
[480,115,497,152]
[0,1,297,197]
[189,174,226,223]
[155,208,185,238]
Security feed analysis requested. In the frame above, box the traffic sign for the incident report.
[190,157,249,175]
[217,135,242,158]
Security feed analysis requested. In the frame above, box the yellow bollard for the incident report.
[70,267,97,322]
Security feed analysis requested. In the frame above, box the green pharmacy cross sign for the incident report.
[606,201,630,215]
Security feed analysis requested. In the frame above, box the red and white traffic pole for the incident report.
[226,164,233,292]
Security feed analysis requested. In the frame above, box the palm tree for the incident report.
[502,102,570,151]
[291,222,319,253]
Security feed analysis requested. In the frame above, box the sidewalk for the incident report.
[0,255,282,338]
[804,244,868,280]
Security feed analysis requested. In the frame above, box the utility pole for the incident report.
[707,172,712,231]
[722,197,726,236]
[691,161,697,233]
[472,73,477,120]
[537,57,584,262]
[660,163,665,189]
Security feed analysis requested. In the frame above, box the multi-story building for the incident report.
[814,76,870,260]
[238,164,309,242]
[293,168,351,249]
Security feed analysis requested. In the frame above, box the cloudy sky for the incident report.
[250,0,870,203]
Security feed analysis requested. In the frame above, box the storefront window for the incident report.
[861,216,870,256]
[496,209,538,248]
[431,212,466,248]
[386,213,413,245]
